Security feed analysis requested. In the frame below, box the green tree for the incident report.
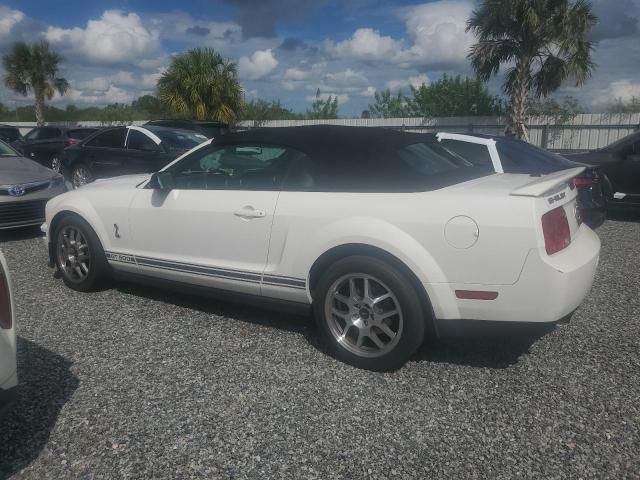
[2,41,69,126]
[407,74,503,117]
[132,95,165,117]
[241,98,302,124]
[368,89,411,118]
[158,48,243,123]
[467,0,597,140]
[607,97,640,114]
[305,89,339,119]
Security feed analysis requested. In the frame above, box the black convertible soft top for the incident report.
[215,125,438,159]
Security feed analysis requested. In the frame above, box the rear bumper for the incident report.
[433,225,600,325]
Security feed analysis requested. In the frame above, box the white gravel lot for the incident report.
[0,215,639,479]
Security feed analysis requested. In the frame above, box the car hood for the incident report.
[83,173,151,190]
[0,155,56,184]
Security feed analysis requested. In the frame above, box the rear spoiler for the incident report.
[510,167,585,197]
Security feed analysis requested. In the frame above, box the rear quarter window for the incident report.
[284,141,493,192]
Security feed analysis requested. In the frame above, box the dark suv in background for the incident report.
[0,125,21,144]
[11,126,100,172]
[143,120,228,139]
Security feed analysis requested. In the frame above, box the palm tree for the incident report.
[467,0,597,140]
[158,48,244,123]
[3,41,69,126]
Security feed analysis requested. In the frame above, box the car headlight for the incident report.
[49,175,65,189]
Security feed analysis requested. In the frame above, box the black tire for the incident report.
[49,153,61,173]
[313,255,425,371]
[53,215,110,292]
[70,163,93,189]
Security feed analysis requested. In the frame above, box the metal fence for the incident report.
[7,113,640,152]
[237,113,640,152]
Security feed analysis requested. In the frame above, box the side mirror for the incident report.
[148,171,175,190]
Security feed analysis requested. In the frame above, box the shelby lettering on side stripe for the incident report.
[105,251,306,289]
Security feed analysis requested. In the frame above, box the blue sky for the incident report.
[1,0,639,116]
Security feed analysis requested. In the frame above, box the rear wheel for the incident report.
[71,163,93,189]
[54,215,109,291]
[313,256,425,371]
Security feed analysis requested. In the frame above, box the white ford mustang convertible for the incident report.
[43,126,600,371]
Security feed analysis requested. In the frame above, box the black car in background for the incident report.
[440,134,611,228]
[11,126,100,172]
[0,125,21,144]
[564,131,640,209]
[143,120,228,139]
[61,125,208,188]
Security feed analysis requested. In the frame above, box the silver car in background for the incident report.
[0,140,66,230]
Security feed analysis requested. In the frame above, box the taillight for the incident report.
[64,139,80,148]
[573,176,596,187]
[542,206,571,255]
[0,268,11,330]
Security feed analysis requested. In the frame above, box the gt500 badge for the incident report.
[547,192,566,204]
[106,253,135,264]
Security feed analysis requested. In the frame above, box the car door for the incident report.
[81,128,128,178]
[28,127,63,165]
[125,128,169,174]
[125,142,293,296]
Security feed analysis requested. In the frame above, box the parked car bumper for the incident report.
[432,224,600,327]
[0,185,67,230]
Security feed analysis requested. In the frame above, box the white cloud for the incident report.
[327,0,474,67]
[238,49,278,80]
[386,74,430,91]
[306,92,350,104]
[45,10,160,64]
[593,79,640,106]
[404,0,475,65]
[329,28,402,61]
[283,68,311,81]
[53,85,135,105]
[325,68,368,88]
[0,7,25,37]
[360,86,377,97]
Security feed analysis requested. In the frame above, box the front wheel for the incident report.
[71,163,93,189]
[54,215,110,291]
[50,153,61,173]
[313,256,425,371]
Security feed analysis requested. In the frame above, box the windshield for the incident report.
[0,140,18,157]
[156,130,208,151]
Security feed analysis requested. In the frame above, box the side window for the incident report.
[127,130,158,151]
[68,129,97,140]
[24,128,42,141]
[439,139,493,167]
[166,143,300,191]
[86,129,126,148]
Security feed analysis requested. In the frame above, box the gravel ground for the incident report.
[0,216,639,479]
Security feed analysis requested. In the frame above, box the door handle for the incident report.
[234,206,266,219]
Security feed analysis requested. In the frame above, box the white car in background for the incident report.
[0,251,17,414]
[43,126,600,371]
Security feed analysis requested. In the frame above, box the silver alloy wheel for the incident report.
[324,273,403,358]
[72,165,90,189]
[50,155,60,173]
[57,226,90,282]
